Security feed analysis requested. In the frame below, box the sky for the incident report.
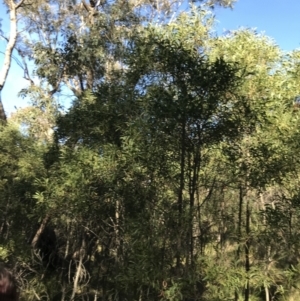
[0,0,300,116]
[214,0,300,51]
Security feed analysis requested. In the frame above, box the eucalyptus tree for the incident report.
[0,0,28,121]
[1,0,236,102]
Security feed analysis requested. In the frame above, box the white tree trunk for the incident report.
[0,0,25,121]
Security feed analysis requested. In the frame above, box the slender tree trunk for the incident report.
[31,214,50,248]
[188,147,200,266]
[70,238,85,301]
[219,186,226,253]
[235,185,243,301]
[0,97,6,122]
[244,197,250,301]
[265,285,270,301]
[177,118,186,270]
[0,0,25,122]
[115,198,123,262]
[244,138,251,301]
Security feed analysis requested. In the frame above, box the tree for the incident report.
[7,1,300,301]
[199,29,300,301]
[0,0,28,121]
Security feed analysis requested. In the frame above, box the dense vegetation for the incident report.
[1,0,300,300]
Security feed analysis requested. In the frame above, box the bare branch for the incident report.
[81,0,92,12]
[15,0,26,9]
[30,214,50,249]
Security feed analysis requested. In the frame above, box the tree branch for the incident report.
[15,0,26,9]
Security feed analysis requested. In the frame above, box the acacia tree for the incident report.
[37,7,246,300]
[6,5,242,301]
[196,29,300,301]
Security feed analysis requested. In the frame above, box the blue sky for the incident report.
[215,0,300,51]
[0,0,300,116]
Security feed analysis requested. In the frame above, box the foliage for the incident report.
[1,1,300,301]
